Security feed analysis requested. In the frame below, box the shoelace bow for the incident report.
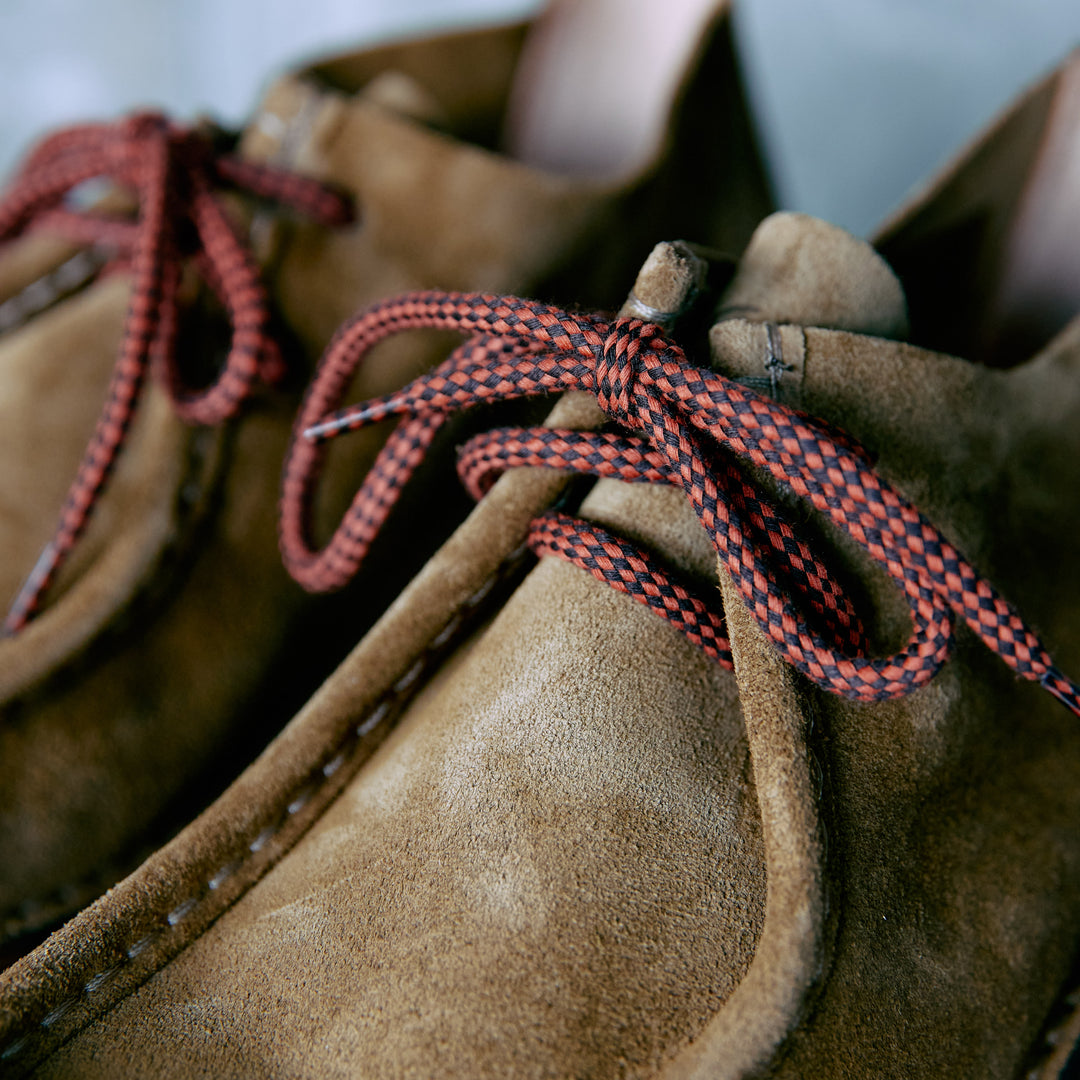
[280,290,1080,717]
[1,111,352,633]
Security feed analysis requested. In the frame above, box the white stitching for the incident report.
[321,752,346,778]
[40,1001,74,1028]
[248,826,277,854]
[0,553,522,1063]
[0,1036,29,1060]
[84,966,120,993]
[253,111,286,141]
[356,700,390,738]
[125,935,154,960]
[165,899,197,928]
[0,248,107,334]
[430,613,463,649]
[466,576,496,606]
[207,862,240,892]
[392,658,424,694]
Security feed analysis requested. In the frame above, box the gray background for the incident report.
[1,0,1078,237]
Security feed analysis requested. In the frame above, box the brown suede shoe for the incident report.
[11,28,1080,1080]
[5,175,1080,1078]
[0,2,772,953]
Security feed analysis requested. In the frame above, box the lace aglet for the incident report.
[3,540,58,636]
[303,398,403,442]
[1040,665,1080,720]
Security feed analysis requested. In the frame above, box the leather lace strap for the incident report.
[1,112,352,633]
[280,290,1080,717]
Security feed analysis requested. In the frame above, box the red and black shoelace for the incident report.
[0,112,352,633]
[280,290,1080,717]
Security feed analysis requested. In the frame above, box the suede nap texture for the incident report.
[17,22,1080,1080]
[14,229,777,1080]
[698,215,1080,1079]
[30,196,1080,1080]
[0,5,772,950]
[0,234,88,317]
[0,239,681,1071]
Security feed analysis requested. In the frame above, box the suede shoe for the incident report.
[0,0,772,953]
[6,176,1080,1079]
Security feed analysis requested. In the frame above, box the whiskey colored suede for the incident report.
[702,224,1080,1080]
[32,16,1080,1080]
[687,63,1080,1073]
[0,221,797,1075]
[24,54,1078,1077]
[709,218,1080,1080]
[0,234,85,312]
[25,192,1080,1080]
[0,276,186,639]
[7,232,779,1080]
[0,5,772,948]
[33,504,764,1080]
[0,223,842,1077]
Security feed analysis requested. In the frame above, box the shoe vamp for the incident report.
[41,483,767,1080]
[0,275,169,610]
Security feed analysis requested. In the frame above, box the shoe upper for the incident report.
[6,13,1080,1080]
[8,200,1080,1078]
[0,8,772,952]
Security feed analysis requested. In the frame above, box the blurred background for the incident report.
[0,0,1078,237]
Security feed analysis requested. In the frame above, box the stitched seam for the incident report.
[0,420,224,731]
[0,248,108,336]
[1,422,222,929]
[2,117,351,633]
[0,541,529,1066]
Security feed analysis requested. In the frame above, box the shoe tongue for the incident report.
[716,211,909,339]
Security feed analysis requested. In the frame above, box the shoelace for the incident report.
[280,290,1080,718]
[1,112,352,633]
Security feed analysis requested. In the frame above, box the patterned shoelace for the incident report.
[281,290,1080,717]
[1,112,352,633]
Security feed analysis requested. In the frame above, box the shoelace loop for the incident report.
[280,290,1080,718]
[1,111,353,633]
[594,318,660,422]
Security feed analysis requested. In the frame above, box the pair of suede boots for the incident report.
[1,3,1080,1077]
